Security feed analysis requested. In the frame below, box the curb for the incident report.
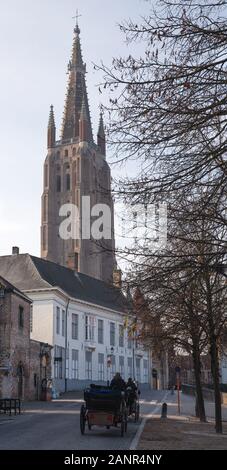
[129,391,169,450]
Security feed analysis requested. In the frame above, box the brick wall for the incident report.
[0,283,51,401]
[0,290,31,399]
[28,340,52,400]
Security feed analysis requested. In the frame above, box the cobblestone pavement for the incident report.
[138,392,227,450]
[0,390,166,450]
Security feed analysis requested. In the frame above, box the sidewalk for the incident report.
[138,392,227,450]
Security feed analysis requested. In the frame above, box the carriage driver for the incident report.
[110,372,126,391]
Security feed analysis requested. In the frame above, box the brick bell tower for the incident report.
[41,21,115,282]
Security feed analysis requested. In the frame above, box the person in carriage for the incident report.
[110,372,126,391]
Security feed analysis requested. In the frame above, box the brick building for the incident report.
[0,275,51,400]
[41,21,115,282]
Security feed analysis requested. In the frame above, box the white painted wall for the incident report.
[25,288,151,391]
[30,298,54,345]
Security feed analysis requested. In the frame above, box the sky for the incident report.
[0,0,151,259]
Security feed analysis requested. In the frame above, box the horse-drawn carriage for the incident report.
[80,384,128,436]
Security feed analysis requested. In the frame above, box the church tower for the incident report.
[41,22,115,282]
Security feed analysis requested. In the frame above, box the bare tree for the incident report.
[128,200,226,431]
[97,0,227,227]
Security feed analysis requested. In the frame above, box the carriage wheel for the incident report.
[135,403,140,422]
[80,405,86,435]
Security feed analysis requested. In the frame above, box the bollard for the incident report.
[161,402,167,419]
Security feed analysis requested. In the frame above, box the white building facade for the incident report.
[28,288,150,392]
[0,253,151,393]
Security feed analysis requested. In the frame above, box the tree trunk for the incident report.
[210,338,222,434]
[192,347,206,422]
[205,272,222,434]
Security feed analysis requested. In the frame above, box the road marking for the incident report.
[0,419,14,425]
[129,391,169,450]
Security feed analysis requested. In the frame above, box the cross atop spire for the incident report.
[72,9,82,34]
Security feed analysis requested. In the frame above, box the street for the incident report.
[0,390,167,450]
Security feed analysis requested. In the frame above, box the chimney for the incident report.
[113,268,122,289]
[12,246,19,255]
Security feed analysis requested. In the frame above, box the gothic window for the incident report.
[66,173,71,191]
[56,175,61,192]
[65,149,69,157]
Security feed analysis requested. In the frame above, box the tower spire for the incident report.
[79,95,88,142]
[61,24,93,143]
[47,105,56,149]
[97,112,106,156]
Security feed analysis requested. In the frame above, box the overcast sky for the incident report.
[0,0,151,259]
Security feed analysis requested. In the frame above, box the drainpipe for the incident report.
[65,298,70,393]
